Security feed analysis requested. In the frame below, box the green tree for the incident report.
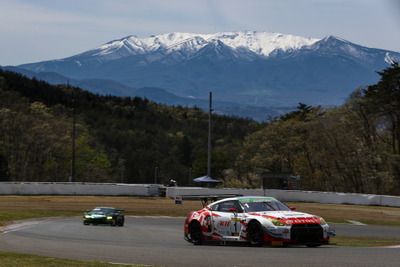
[363,62,400,154]
[0,149,10,181]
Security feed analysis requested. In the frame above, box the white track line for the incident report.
[0,220,52,234]
[347,220,367,226]
[378,245,400,248]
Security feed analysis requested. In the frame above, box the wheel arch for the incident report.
[247,218,263,228]
[188,219,203,245]
[246,219,265,246]
[188,219,201,228]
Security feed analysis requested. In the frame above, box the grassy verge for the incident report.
[323,219,400,226]
[333,235,400,247]
[0,211,79,227]
[0,251,149,267]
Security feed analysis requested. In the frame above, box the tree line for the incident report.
[1,63,399,195]
[0,69,257,185]
[234,63,400,195]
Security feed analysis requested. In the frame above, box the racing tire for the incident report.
[117,219,124,227]
[247,221,264,247]
[189,221,203,245]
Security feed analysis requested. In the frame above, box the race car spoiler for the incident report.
[174,194,243,207]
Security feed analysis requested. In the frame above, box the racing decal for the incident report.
[238,197,278,202]
[189,212,201,221]
[269,211,302,214]
[217,220,231,227]
[262,215,321,225]
[283,217,321,224]
[201,225,210,232]
[204,215,212,224]
[211,231,223,239]
[203,215,212,232]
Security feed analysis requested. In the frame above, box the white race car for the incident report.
[184,196,335,247]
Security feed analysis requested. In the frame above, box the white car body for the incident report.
[184,196,335,247]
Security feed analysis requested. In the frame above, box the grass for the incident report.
[0,210,79,227]
[332,235,400,247]
[0,251,148,267]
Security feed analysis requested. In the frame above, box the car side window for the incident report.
[210,204,219,211]
[217,201,242,213]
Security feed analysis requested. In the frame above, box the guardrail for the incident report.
[166,187,400,207]
[0,182,162,196]
[1,182,399,207]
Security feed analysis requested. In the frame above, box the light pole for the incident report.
[154,166,158,184]
[207,92,212,178]
[55,164,59,182]
[23,163,28,181]
[121,165,125,183]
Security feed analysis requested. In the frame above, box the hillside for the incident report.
[2,63,400,196]
[0,69,258,185]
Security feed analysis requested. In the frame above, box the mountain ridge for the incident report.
[11,31,400,121]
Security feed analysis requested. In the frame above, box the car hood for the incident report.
[251,211,323,225]
[85,212,111,216]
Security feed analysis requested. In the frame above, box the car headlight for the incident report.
[84,215,91,218]
[107,216,113,220]
[266,218,285,226]
[318,216,327,225]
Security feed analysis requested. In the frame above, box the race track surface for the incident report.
[1,216,400,266]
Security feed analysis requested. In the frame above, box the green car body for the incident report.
[83,207,125,226]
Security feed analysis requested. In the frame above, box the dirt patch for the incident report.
[0,195,202,215]
[1,195,400,224]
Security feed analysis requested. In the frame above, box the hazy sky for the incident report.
[1,0,399,66]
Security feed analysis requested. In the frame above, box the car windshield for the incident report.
[240,199,291,212]
[92,208,114,213]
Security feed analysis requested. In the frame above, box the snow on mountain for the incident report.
[211,31,319,56]
[385,52,398,65]
[72,31,320,64]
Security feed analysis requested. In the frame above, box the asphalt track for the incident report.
[1,216,400,267]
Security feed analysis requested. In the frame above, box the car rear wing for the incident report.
[174,194,243,207]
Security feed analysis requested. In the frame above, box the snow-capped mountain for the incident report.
[15,31,400,120]
[74,31,319,62]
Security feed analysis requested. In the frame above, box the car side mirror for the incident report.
[290,207,296,211]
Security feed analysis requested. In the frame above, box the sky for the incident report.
[1,0,399,66]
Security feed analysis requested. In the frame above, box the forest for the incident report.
[0,69,258,186]
[1,63,399,195]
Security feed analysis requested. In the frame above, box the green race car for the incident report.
[83,207,125,226]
